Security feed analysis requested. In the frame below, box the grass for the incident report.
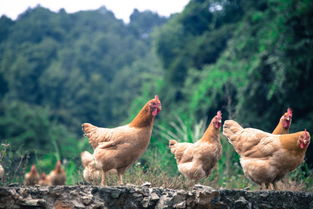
[75,159,313,191]
[0,115,313,191]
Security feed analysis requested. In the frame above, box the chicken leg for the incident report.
[101,170,106,186]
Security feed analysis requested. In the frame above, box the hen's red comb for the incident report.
[154,95,159,100]
[217,111,222,118]
[287,108,292,116]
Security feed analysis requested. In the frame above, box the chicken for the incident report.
[82,95,161,185]
[81,151,102,184]
[169,111,222,181]
[38,172,50,186]
[24,165,40,186]
[272,108,292,134]
[0,164,4,180]
[47,160,66,185]
[223,120,310,189]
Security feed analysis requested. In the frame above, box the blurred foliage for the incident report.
[139,0,313,189]
[150,0,313,167]
[0,6,166,182]
[0,0,313,190]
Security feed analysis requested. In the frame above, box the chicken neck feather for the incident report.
[129,104,154,128]
[200,120,220,143]
[279,131,307,153]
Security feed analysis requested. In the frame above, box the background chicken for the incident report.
[82,95,161,185]
[223,120,310,190]
[0,164,4,180]
[81,151,102,184]
[272,108,292,134]
[38,172,50,186]
[47,160,66,185]
[24,165,40,186]
[169,111,222,181]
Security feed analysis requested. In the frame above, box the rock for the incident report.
[193,184,215,191]
[132,192,143,198]
[142,182,151,187]
[156,194,173,209]
[141,197,150,208]
[21,199,45,206]
[174,201,186,208]
[82,195,93,205]
[110,189,121,198]
[234,196,251,209]
[151,192,160,200]
[8,183,19,187]
[73,199,85,208]
[0,185,311,209]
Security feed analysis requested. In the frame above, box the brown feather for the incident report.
[48,161,66,185]
[279,131,306,153]
[169,112,222,181]
[24,165,40,186]
[129,104,154,128]
[85,96,161,185]
[272,108,292,134]
[200,120,220,143]
[223,119,310,188]
[272,121,289,134]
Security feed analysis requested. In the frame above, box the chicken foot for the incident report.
[270,182,278,190]
[101,170,106,186]
[118,173,123,185]
[260,183,270,190]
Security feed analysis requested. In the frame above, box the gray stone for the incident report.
[73,199,86,208]
[234,196,251,209]
[142,182,152,187]
[151,192,160,200]
[110,189,121,198]
[141,197,150,208]
[0,185,311,209]
[174,201,186,208]
[21,199,44,206]
[82,195,93,205]
[133,192,143,198]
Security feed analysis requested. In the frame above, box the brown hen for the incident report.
[223,120,310,190]
[24,165,40,186]
[169,111,222,181]
[47,160,66,185]
[82,96,161,185]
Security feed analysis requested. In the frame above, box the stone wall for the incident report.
[0,184,312,209]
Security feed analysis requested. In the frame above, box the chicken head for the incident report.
[282,108,292,129]
[149,95,162,116]
[298,129,310,149]
[212,111,222,129]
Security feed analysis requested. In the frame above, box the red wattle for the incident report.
[152,109,158,116]
[300,143,305,149]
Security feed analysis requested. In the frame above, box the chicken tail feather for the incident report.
[81,151,94,168]
[82,123,98,136]
[223,120,243,140]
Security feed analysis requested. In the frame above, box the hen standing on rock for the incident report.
[223,120,310,190]
[169,111,222,181]
[24,165,40,186]
[48,160,66,185]
[82,96,161,186]
[0,164,4,180]
[38,172,50,186]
